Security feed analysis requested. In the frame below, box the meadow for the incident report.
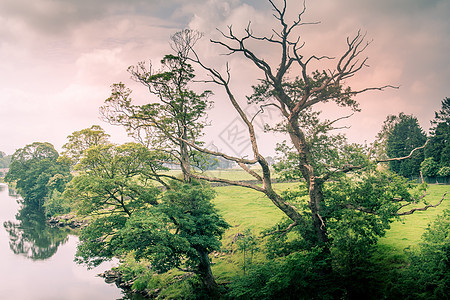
[205,169,449,283]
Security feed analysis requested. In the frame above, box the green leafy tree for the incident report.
[385,113,427,177]
[5,142,71,206]
[101,37,212,182]
[65,143,227,294]
[61,125,111,167]
[117,181,229,295]
[425,97,450,177]
[421,157,439,177]
[64,142,166,218]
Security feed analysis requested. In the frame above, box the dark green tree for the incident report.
[117,181,229,295]
[5,142,71,206]
[385,113,427,177]
[425,97,450,177]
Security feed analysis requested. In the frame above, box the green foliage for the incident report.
[421,157,439,177]
[117,252,153,282]
[437,166,450,177]
[101,53,213,177]
[65,142,164,217]
[61,125,110,166]
[273,116,370,181]
[43,190,72,216]
[117,181,230,274]
[67,145,228,291]
[390,210,450,299]
[425,98,450,177]
[258,171,426,298]
[0,151,11,168]
[228,248,335,300]
[5,142,71,207]
[385,113,427,177]
[248,71,360,111]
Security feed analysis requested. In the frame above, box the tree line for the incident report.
[4,0,449,298]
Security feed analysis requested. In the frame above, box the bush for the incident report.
[228,248,337,300]
[44,190,72,217]
[437,166,450,177]
[421,158,439,177]
[389,210,450,299]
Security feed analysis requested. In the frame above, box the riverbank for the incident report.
[47,213,88,230]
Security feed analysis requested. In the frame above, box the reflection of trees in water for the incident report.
[3,202,69,260]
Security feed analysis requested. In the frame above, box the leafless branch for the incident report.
[377,140,428,163]
[396,192,447,216]
[189,172,265,193]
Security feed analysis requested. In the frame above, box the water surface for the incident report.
[0,183,123,300]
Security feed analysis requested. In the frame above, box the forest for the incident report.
[2,1,449,299]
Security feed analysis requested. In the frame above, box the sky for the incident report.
[0,0,449,157]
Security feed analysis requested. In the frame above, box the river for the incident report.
[0,183,124,299]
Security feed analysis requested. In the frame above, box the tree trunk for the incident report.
[287,118,329,245]
[180,139,191,183]
[196,248,220,296]
[308,176,329,245]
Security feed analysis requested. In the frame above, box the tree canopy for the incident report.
[5,142,71,206]
[384,113,427,177]
[425,97,450,177]
[61,125,111,167]
[64,142,228,295]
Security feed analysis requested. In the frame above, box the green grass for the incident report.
[210,182,449,282]
[378,184,449,254]
[214,185,285,230]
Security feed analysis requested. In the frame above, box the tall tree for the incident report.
[5,142,71,206]
[425,97,450,177]
[101,38,212,182]
[166,0,442,274]
[384,113,427,177]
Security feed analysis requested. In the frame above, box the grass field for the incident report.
[210,179,449,282]
[378,184,449,254]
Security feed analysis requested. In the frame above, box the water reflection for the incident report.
[3,201,69,260]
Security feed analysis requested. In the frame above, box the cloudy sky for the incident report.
[0,0,449,156]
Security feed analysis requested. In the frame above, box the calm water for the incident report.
[0,183,124,300]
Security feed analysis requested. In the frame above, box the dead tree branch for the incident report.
[397,192,447,216]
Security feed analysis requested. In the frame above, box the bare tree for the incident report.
[172,0,444,248]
